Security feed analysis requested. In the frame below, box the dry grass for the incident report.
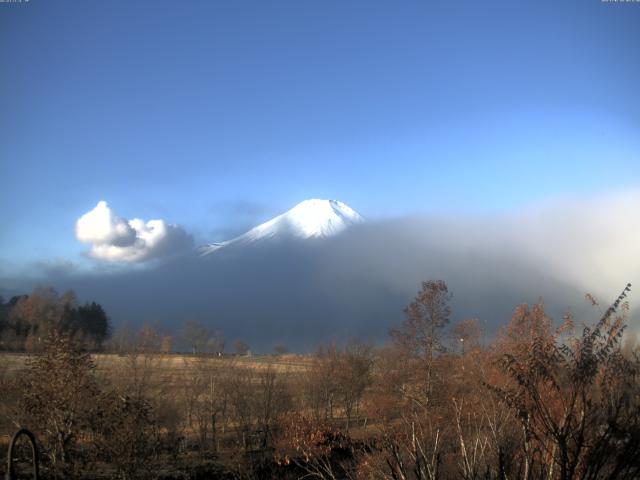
[1,352,311,373]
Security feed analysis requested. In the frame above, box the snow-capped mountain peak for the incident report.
[199,199,363,255]
[276,199,363,238]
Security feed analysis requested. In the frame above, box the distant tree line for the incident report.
[0,287,275,357]
[0,287,111,351]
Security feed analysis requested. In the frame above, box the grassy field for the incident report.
[1,351,312,373]
[0,351,316,473]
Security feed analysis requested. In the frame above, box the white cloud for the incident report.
[76,201,136,247]
[75,201,192,263]
[505,191,640,298]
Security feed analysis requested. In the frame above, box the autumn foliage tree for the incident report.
[451,318,482,354]
[275,413,356,480]
[488,284,640,480]
[1,287,110,351]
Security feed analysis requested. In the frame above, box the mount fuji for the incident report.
[198,199,364,255]
[27,199,605,352]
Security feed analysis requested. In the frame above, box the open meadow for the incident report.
[2,284,640,479]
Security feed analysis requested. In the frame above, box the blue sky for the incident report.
[1,0,639,272]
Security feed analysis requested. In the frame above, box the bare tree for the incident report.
[91,391,158,480]
[20,332,100,476]
[274,344,289,355]
[207,330,225,355]
[234,339,250,356]
[337,340,373,432]
[182,320,210,354]
[305,344,341,422]
[389,280,452,408]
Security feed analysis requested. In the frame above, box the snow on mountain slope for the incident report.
[198,199,364,255]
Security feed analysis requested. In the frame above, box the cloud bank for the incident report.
[506,191,640,296]
[3,191,637,351]
[75,201,192,263]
